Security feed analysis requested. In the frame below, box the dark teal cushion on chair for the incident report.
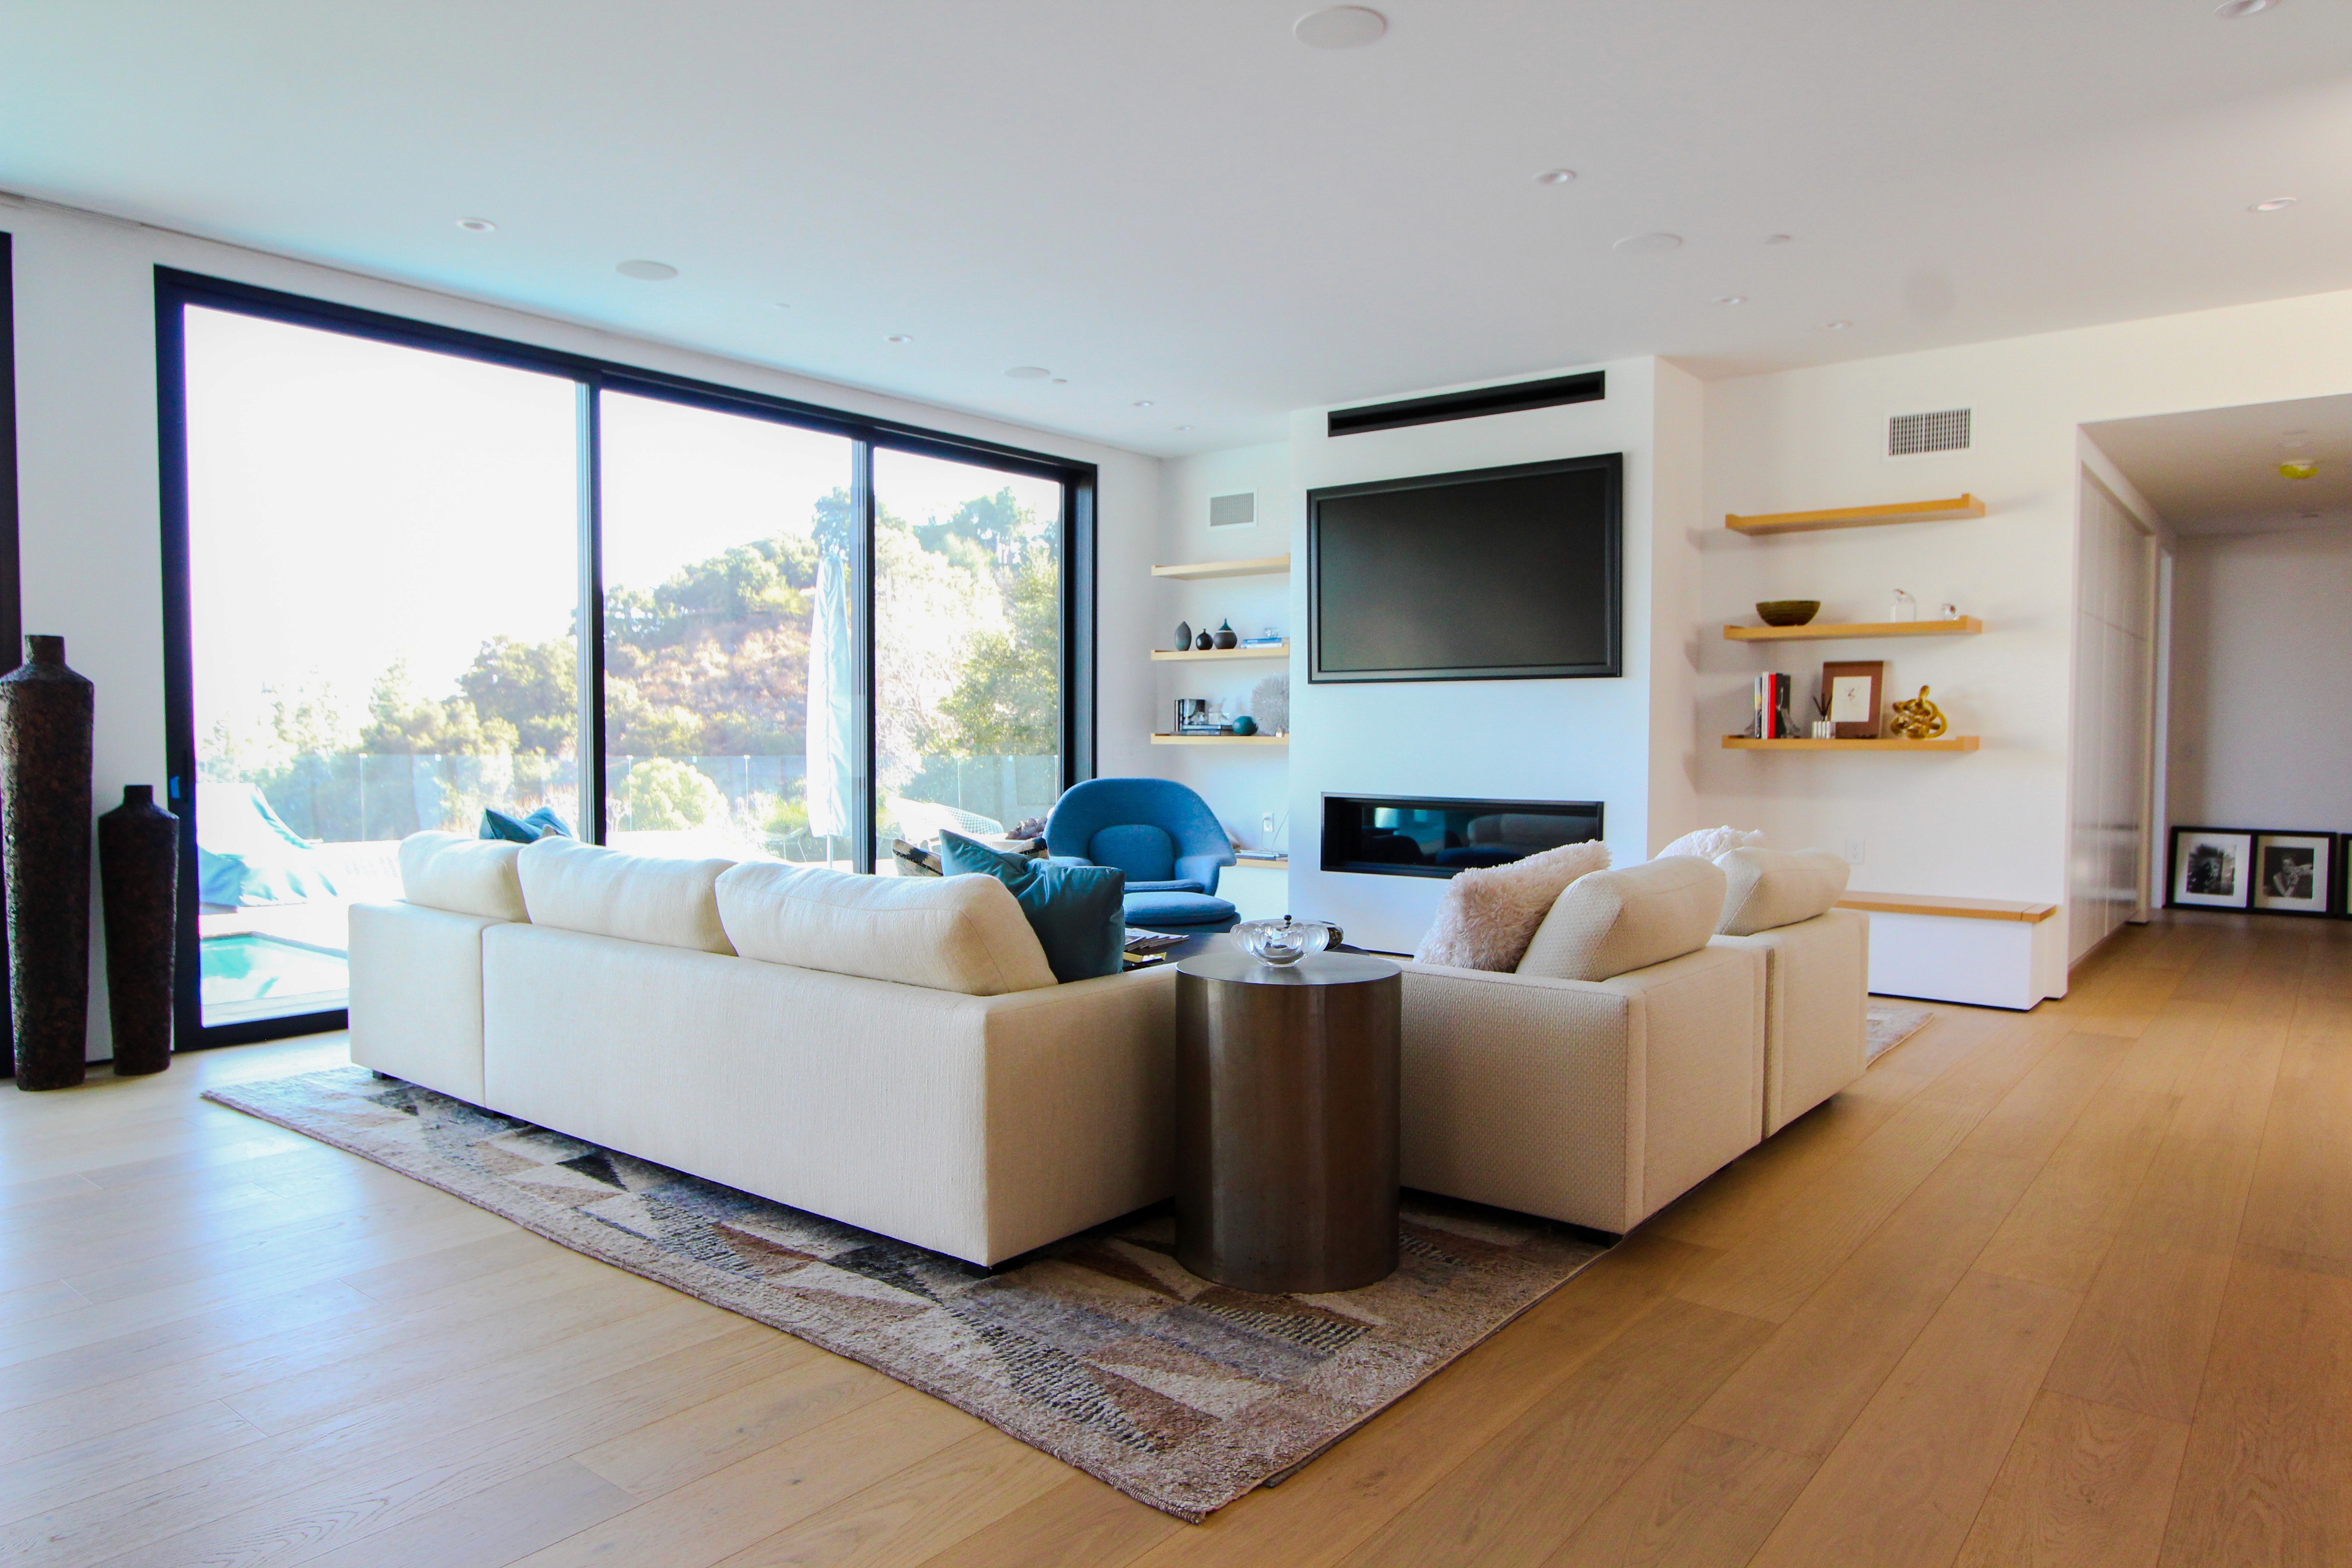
[480,806,574,843]
[1087,823,1179,883]
[938,831,1127,983]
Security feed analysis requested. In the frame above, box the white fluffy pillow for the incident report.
[1412,840,1612,972]
[1656,825,1765,861]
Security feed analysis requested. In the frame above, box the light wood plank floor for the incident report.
[6,909,2348,1566]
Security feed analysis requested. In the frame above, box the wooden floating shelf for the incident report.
[1838,890,2057,924]
[1151,734,1289,747]
[1150,642,1290,662]
[1726,494,1985,536]
[1152,554,1291,581]
[1724,617,1982,642]
[1233,854,1289,871]
[1723,735,1979,752]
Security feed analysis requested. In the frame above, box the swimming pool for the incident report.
[200,932,349,1024]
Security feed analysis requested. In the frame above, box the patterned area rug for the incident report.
[204,1068,1608,1521]
[1867,1001,1936,1062]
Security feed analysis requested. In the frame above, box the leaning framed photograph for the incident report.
[1821,660,1886,740]
[2169,826,2253,910]
[2252,831,2334,915]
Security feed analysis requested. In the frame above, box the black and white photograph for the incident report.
[2252,833,2335,915]
[2170,827,2254,910]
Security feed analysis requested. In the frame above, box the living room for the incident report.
[4,4,2351,1563]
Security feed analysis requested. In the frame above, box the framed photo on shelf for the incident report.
[2168,826,2253,910]
[1821,660,1886,740]
[2252,832,2334,915]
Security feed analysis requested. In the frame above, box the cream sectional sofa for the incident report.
[1707,848,1869,1135]
[350,834,1176,1265]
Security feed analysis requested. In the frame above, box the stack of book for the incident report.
[1752,672,1796,739]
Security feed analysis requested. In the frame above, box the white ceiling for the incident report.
[2088,394,2352,537]
[4,1,2351,456]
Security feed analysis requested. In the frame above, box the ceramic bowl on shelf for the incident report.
[1755,599,1821,627]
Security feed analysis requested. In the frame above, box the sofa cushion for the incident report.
[398,831,528,922]
[1123,890,1237,929]
[1518,856,1727,982]
[1716,848,1850,936]
[480,805,573,843]
[1413,840,1612,971]
[713,862,1055,995]
[515,837,735,954]
[938,831,1127,982]
[1088,823,1179,882]
[1656,824,1764,861]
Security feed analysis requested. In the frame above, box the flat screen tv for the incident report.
[1307,454,1621,683]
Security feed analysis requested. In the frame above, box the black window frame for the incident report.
[154,266,1097,1051]
[0,230,20,1076]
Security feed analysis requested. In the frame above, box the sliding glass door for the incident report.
[181,306,579,1034]
[162,270,1091,1050]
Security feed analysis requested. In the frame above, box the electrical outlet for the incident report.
[1263,813,1274,837]
[1845,838,1866,866]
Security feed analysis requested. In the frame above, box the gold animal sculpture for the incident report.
[1887,685,1948,740]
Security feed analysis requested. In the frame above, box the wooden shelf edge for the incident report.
[1152,554,1292,580]
[1838,891,2058,924]
[1721,735,1980,751]
[1724,617,1982,642]
[1150,734,1289,746]
[1149,643,1290,662]
[1726,494,1985,535]
[1233,855,1289,870]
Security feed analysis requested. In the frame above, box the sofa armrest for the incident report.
[1399,943,1763,1232]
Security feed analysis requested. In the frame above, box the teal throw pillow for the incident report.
[480,806,575,843]
[937,830,1126,983]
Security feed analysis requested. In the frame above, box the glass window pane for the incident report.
[871,450,1063,866]
[185,308,581,1028]
[598,392,858,866]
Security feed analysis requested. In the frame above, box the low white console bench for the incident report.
[1837,891,2065,1011]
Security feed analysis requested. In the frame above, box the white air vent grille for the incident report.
[1888,407,1971,456]
[1208,491,1257,529]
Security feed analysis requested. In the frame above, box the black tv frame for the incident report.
[1306,453,1622,684]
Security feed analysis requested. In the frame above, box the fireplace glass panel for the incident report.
[1321,794,1603,879]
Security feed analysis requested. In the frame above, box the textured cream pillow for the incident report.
[714,862,1056,995]
[1517,856,1728,982]
[515,838,736,954]
[1656,824,1765,861]
[398,832,527,921]
[1411,840,1611,971]
[1716,848,1850,936]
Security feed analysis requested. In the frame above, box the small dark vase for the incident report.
[1174,621,1192,654]
[0,636,95,1090]
[1195,630,1214,650]
[1213,621,1238,650]
[98,786,177,1076]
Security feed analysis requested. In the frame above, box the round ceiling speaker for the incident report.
[1295,6,1387,48]
[1612,232,1684,256]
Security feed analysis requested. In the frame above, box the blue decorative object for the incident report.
[1231,715,1259,736]
[937,831,1127,982]
[1046,779,1238,928]
[481,805,574,843]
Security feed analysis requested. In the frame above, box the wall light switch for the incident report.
[1845,838,1867,866]
[1262,813,1274,837]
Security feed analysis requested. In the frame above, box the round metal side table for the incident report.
[1174,949,1403,1294]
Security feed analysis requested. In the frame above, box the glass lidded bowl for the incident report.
[1233,916,1338,967]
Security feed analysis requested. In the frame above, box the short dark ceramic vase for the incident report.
[1195,631,1213,650]
[1213,621,1238,650]
[98,784,178,1076]
[1174,621,1192,653]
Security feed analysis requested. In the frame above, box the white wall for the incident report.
[1285,357,1690,953]
[2067,470,2159,960]
[2168,525,2352,831]
[1,201,1162,1061]
[1696,285,2352,965]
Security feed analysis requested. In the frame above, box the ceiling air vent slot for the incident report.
[1328,371,1605,438]
[1888,407,1972,457]
[1208,492,1256,529]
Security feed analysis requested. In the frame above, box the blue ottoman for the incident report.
[1125,890,1239,934]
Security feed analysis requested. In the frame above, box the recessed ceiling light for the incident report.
[1764,234,1794,245]
[1613,232,1683,255]
[773,302,791,309]
[1714,295,1748,305]
[2281,438,2313,450]
[1818,319,1852,331]
[2250,196,2298,212]
[455,217,496,234]
[1294,5,1386,48]
[1051,377,1068,384]
[2216,0,2276,16]
[885,333,914,344]
[616,260,678,281]
[1535,169,1577,186]
[1005,366,1051,379]
[2300,510,2322,519]
[1176,425,1196,431]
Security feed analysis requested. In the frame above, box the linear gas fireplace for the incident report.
[1321,794,1603,880]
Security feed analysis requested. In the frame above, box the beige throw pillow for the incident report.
[715,862,1056,995]
[515,838,736,954]
[1716,847,1850,936]
[397,832,527,922]
[1411,840,1611,971]
[1516,856,1727,982]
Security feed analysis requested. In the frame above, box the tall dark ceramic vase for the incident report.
[0,637,96,1090]
[99,786,177,1076]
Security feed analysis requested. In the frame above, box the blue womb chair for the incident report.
[1045,778,1240,933]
